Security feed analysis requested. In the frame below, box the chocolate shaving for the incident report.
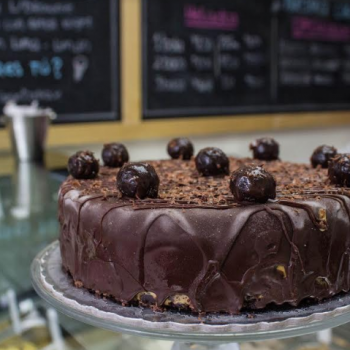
[60,158,350,210]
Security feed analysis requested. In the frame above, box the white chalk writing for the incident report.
[218,34,240,51]
[280,58,309,69]
[313,73,334,85]
[220,54,240,70]
[153,56,187,72]
[27,17,58,31]
[7,0,74,15]
[244,74,265,88]
[10,36,41,52]
[52,39,92,54]
[190,55,212,70]
[2,18,26,32]
[244,52,265,66]
[190,34,213,53]
[280,71,312,86]
[243,34,263,49]
[153,33,185,54]
[0,88,62,103]
[191,77,214,93]
[155,75,187,93]
[312,59,340,72]
[60,16,93,31]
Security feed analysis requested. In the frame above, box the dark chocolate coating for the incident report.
[195,147,229,176]
[311,145,337,169]
[67,151,99,179]
[59,158,350,314]
[167,138,194,160]
[328,154,350,187]
[250,138,279,161]
[117,163,159,199]
[230,166,276,203]
[102,143,129,168]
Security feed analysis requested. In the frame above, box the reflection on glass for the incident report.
[0,165,60,295]
[11,163,50,220]
[0,191,4,221]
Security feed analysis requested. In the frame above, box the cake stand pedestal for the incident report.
[31,242,350,350]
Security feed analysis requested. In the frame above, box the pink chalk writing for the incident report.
[292,16,350,42]
[184,5,239,31]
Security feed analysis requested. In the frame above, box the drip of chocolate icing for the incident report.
[59,158,350,314]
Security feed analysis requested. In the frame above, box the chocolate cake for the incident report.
[59,154,350,314]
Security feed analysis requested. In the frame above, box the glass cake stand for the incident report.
[31,241,350,350]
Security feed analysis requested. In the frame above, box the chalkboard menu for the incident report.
[276,0,350,107]
[0,0,119,123]
[143,0,350,118]
[143,0,272,118]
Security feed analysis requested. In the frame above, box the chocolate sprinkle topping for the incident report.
[61,157,348,209]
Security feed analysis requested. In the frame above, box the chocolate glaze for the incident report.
[59,158,350,314]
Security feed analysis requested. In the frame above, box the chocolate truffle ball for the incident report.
[328,154,350,187]
[68,151,99,179]
[195,147,230,176]
[117,162,159,199]
[230,165,276,203]
[167,138,194,160]
[102,143,129,168]
[311,145,337,169]
[250,138,279,161]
